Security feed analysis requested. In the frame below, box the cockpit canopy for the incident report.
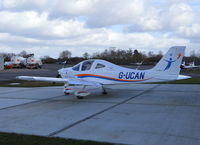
[72,59,114,71]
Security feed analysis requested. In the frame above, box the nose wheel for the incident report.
[63,84,74,95]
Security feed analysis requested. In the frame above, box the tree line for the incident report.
[55,47,200,65]
[1,48,200,65]
[41,48,163,65]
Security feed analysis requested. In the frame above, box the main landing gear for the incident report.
[64,85,107,99]
[75,86,90,99]
[102,85,108,95]
[77,96,84,99]
[75,91,90,99]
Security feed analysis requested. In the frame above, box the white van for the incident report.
[26,57,43,69]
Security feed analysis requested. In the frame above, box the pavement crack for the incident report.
[0,95,65,111]
[48,84,160,137]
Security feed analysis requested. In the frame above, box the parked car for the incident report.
[4,61,13,69]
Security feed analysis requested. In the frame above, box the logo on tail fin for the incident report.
[164,53,182,71]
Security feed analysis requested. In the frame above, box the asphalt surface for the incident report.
[0,84,200,145]
[0,64,62,81]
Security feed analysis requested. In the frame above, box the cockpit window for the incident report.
[95,63,105,69]
[72,64,80,71]
[81,60,94,71]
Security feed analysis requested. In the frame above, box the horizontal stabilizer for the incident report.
[177,75,191,80]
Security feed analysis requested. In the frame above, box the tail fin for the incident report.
[152,46,185,75]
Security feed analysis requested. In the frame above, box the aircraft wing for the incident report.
[16,76,101,87]
[16,76,67,82]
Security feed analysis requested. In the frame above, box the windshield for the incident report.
[72,64,80,71]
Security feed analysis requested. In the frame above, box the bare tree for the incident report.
[83,52,90,59]
[59,50,72,59]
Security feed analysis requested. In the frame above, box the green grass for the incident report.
[0,132,113,145]
[180,69,200,74]
[155,78,200,84]
[0,80,64,87]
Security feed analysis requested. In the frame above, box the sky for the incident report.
[0,0,200,58]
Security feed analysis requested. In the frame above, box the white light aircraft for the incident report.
[17,46,191,99]
[181,61,200,69]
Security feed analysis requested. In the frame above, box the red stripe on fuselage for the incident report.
[75,74,152,82]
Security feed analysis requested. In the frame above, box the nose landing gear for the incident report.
[64,88,74,95]
[63,84,74,95]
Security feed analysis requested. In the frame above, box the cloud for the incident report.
[0,0,47,11]
[0,29,189,58]
[0,11,91,39]
[46,0,158,29]
[125,2,196,32]
[50,0,96,17]
[177,23,200,40]
[0,0,199,57]
[49,0,199,40]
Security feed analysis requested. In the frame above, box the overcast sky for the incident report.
[0,0,199,58]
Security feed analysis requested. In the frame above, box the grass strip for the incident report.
[180,69,200,74]
[152,78,200,84]
[0,132,113,145]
